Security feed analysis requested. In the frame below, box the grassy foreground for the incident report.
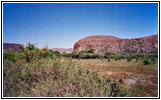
[3,57,128,97]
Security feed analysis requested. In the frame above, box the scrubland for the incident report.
[73,59,158,97]
[3,43,158,97]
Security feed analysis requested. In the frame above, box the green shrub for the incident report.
[136,57,139,62]
[79,53,91,59]
[80,49,94,53]
[127,56,133,62]
[39,48,50,58]
[53,51,61,56]
[24,43,40,62]
[26,42,36,50]
[114,56,120,61]
[151,57,156,64]
[63,52,103,59]
[3,49,18,63]
[49,50,61,58]
[3,49,27,63]
[104,52,112,59]
[120,55,125,59]
[71,52,79,59]
[91,54,99,59]
[143,59,151,65]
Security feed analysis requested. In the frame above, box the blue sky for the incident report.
[3,3,158,48]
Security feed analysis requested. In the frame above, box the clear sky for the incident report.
[3,3,158,48]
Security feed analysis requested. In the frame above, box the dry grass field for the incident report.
[73,59,158,97]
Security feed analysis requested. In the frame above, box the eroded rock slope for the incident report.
[74,34,158,54]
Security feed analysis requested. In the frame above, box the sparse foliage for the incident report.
[143,59,151,65]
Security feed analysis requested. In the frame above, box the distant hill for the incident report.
[3,43,73,54]
[74,34,158,54]
[52,48,73,53]
[3,43,23,52]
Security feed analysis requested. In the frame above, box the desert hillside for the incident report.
[3,43,73,54]
[3,43,22,52]
[74,34,158,54]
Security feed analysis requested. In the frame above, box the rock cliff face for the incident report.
[74,34,158,54]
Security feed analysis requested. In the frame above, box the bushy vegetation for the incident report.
[143,59,151,65]
[3,43,128,97]
[127,56,133,62]
[62,51,102,59]
[62,51,158,65]
[80,49,94,53]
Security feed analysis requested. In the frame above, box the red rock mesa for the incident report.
[74,34,158,54]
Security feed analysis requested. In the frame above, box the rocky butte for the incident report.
[74,34,158,54]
